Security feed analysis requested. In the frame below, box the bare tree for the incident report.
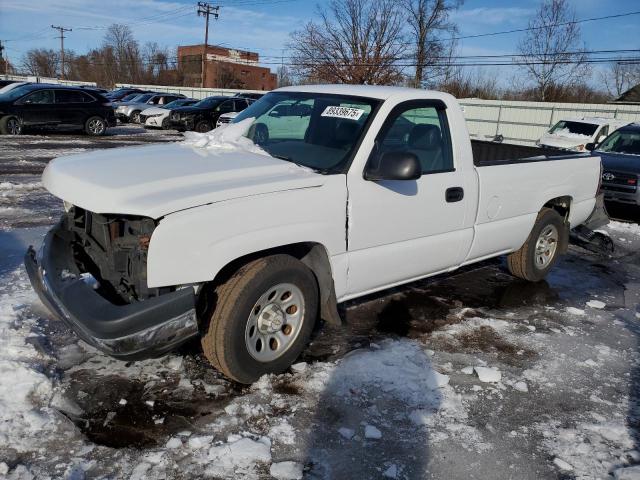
[601,60,640,98]
[103,24,143,84]
[288,0,405,85]
[401,0,462,88]
[517,0,588,101]
[22,48,59,77]
[438,67,501,99]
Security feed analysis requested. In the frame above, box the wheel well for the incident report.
[206,242,342,326]
[543,196,572,220]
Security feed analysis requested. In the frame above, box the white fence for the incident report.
[459,98,640,145]
[115,83,266,100]
[2,74,96,87]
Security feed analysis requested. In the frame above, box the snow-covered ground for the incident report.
[1,132,640,479]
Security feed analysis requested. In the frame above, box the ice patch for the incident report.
[587,300,606,309]
[364,425,382,439]
[614,465,640,480]
[566,307,586,316]
[270,461,304,480]
[474,366,502,383]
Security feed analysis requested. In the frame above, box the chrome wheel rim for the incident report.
[535,224,559,269]
[7,118,21,135]
[245,283,305,363]
[88,119,105,135]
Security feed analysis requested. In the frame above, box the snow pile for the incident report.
[607,221,640,238]
[182,117,269,156]
[0,268,57,453]
[201,435,272,478]
[539,418,637,479]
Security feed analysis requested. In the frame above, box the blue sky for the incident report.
[1,0,639,85]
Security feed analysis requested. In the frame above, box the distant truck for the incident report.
[537,117,629,152]
[26,85,605,384]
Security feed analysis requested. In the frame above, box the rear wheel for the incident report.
[507,208,566,282]
[195,120,213,133]
[201,255,318,384]
[85,116,107,136]
[0,116,22,135]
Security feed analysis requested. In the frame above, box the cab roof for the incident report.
[275,84,451,102]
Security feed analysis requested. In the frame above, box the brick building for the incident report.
[178,44,277,91]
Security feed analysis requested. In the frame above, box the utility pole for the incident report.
[51,25,71,79]
[0,41,5,77]
[197,2,219,88]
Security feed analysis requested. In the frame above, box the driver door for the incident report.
[18,89,56,126]
[345,101,473,297]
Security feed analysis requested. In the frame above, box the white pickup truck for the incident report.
[26,85,604,383]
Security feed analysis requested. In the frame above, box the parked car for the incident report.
[588,123,640,207]
[106,88,147,102]
[25,85,604,384]
[115,93,186,123]
[0,81,30,95]
[80,86,109,95]
[234,92,265,101]
[169,96,252,132]
[0,84,116,135]
[141,98,198,129]
[537,117,629,152]
[0,80,20,88]
[215,111,239,128]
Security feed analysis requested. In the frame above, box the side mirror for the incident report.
[365,151,422,181]
[585,142,596,152]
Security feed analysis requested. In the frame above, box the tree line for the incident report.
[8,0,640,102]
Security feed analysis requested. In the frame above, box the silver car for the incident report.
[115,93,185,123]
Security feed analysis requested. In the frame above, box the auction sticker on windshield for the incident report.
[321,106,365,121]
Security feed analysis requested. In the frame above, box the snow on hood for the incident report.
[181,117,268,157]
[42,118,324,218]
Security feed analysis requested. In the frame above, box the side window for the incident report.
[234,99,248,111]
[22,90,54,105]
[219,100,234,113]
[377,105,453,174]
[55,90,86,104]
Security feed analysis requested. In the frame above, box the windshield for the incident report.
[194,97,224,108]
[0,85,35,101]
[597,130,640,156]
[120,93,141,102]
[164,99,196,109]
[549,121,599,138]
[129,93,152,103]
[233,91,379,173]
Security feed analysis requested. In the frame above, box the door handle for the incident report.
[445,187,464,203]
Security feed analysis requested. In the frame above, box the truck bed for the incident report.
[471,140,585,166]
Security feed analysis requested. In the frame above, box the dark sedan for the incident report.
[0,84,116,136]
[169,96,252,132]
[590,123,640,207]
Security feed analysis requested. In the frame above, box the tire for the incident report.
[195,120,213,133]
[85,116,107,136]
[0,116,22,135]
[507,207,567,282]
[130,111,141,124]
[201,254,319,384]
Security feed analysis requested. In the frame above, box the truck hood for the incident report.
[42,143,324,219]
[599,152,640,175]
[539,133,590,151]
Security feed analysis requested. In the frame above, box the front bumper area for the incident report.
[24,224,198,360]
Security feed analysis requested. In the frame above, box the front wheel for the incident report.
[507,208,567,282]
[0,116,22,135]
[130,111,141,124]
[201,255,318,384]
[85,116,107,136]
[195,120,213,133]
